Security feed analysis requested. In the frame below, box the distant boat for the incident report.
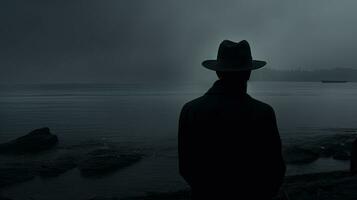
[321,80,348,83]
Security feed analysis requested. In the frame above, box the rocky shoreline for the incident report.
[2,170,355,200]
[0,128,144,189]
[120,170,357,200]
[1,128,357,200]
[283,133,356,164]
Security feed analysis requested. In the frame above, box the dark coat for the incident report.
[178,79,286,199]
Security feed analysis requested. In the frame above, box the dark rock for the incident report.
[123,190,190,200]
[350,138,357,174]
[0,163,35,188]
[36,154,77,177]
[78,148,143,177]
[88,197,119,200]
[274,170,357,200]
[0,195,13,200]
[283,147,319,164]
[125,171,357,200]
[283,134,357,164]
[318,135,354,157]
[0,127,58,154]
[332,150,350,161]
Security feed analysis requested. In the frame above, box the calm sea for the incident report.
[1,81,357,199]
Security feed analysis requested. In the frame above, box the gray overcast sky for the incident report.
[1,0,357,83]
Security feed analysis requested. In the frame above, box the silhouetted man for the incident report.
[178,40,286,199]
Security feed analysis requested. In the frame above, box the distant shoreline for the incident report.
[250,67,357,82]
[1,67,357,85]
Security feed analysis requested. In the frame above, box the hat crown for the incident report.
[201,39,266,71]
[217,40,252,67]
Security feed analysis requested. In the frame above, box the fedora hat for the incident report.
[202,40,266,71]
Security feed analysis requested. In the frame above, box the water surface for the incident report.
[1,81,357,199]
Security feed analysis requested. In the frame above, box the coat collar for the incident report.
[205,79,248,96]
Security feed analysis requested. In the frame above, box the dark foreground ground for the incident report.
[122,171,357,200]
[1,128,357,200]
[2,171,356,200]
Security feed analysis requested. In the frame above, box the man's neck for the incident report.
[218,79,247,93]
[205,79,248,96]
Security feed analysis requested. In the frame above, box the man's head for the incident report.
[202,40,266,76]
[216,70,251,83]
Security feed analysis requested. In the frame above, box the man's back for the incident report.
[178,79,286,199]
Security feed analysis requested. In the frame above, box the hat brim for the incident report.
[202,60,266,71]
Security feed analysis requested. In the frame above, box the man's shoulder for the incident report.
[181,94,276,115]
[249,96,274,113]
[181,96,206,111]
[248,95,275,113]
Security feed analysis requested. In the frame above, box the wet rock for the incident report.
[317,135,355,157]
[0,163,35,188]
[283,147,319,164]
[332,150,350,161]
[36,154,78,177]
[0,127,58,154]
[350,138,357,174]
[274,171,357,200]
[78,148,143,177]
[123,190,190,200]
[0,195,13,200]
[125,171,357,200]
[88,197,119,200]
[283,134,357,164]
